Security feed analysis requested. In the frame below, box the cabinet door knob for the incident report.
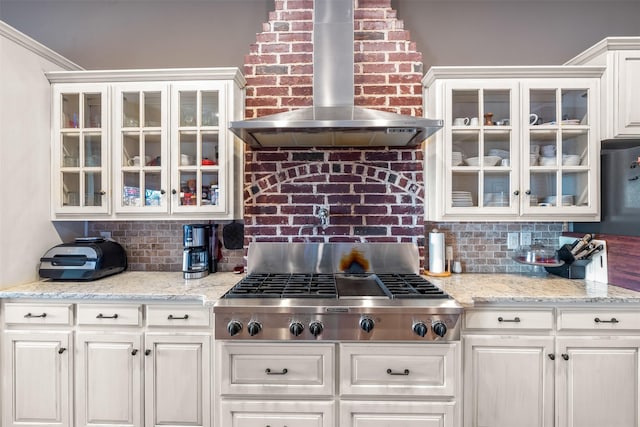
[160,189,166,195]
[525,190,531,195]
[58,347,66,354]
[131,349,138,356]
[99,191,106,196]
[172,189,177,195]
[145,349,151,356]
[513,190,520,196]
[548,354,555,360]
[562,353,569,361]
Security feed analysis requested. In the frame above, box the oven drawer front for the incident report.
[465,309,554,331]
[219,343,335,397]
[339,343,460,397]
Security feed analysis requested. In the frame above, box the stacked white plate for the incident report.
[452,191,473,207]
[544,195,575,206]
[452,151,463,166]
[539,156,556,166]
[484,192,509,207]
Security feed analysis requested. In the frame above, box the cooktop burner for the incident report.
[222,273,449,299]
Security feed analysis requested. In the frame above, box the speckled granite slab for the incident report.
[0,272,243,305]
[2,271,640,308]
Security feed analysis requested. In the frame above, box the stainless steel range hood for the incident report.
[230,0,442,148]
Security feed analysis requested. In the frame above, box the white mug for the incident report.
[181,154,192,166]
[529,113,539,125]
[453,117,470,126]
[128,156,140,167]
[469,117,479,126]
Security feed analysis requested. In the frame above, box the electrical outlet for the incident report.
[507,232,519,250]
[520,232,532,247]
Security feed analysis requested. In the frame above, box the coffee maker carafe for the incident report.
[182,224,211,279]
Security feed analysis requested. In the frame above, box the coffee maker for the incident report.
[182,224,211,279]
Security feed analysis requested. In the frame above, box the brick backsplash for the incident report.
[87,221,244,272]
[426,221,566,274]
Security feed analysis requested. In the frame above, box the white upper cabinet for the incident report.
[423,66,604,222]
[48,68,245,220]
[566,37,640,139]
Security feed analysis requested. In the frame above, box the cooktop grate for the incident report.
[222,273,449,299]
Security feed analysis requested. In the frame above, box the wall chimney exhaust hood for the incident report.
[230,0,443,148]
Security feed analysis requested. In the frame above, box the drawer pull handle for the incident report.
[167,314,189,320]
[58,347,66,354]
[387,369,410,376]
[498,316,521,323]
[562,353,570,361]
[548,354,555,360]
[96,313,119,319]
[265,368,288,375]
[594,317,619,324]
[131,349,138,356]
[24,312,47,318]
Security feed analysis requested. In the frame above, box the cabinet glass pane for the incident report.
[84,93,102,128]
[62,134,80,167]
[562,130,588,166]
[530,89,556,125]
[180,91,197,126]
[531,130,557,167]
[452,90,478,126]
[484,130,511,164]
[84,172,102,206]
[530,172,557,206]
[452,131,479,165]
[203,172,220,206]
[122,172,141,207]
[561,89,588,125]
[452,172,477,207]
[144,172,162,206]
[62,172,80,206]
[484,90,511,126]
[202,91,219,126]
[483,172,510,207]
[84,134,102,167]
[202,132,219,165]
[180,131,197,165]
[179,172,197,206]
[144,133,162,166]
[123,133,140,167]
[563,171,589,206]
[144,91,162,127]
[62,93,80,128]
[122,92,140,127]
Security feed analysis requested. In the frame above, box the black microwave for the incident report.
[573,139,640,237]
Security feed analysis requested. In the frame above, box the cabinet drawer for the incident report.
[77,304,142,326]
[3,302,73,325]
[558,310,640,331]
[219,343,334,396]
[465,309,554,330]
[220,400,334,427]
[340,343,459,397]
[146,305,210,327]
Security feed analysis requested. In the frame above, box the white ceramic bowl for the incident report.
[465,155,501,166]
[539,156,556,166]
[562,154,581,166]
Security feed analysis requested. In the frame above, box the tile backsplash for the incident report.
[426,221,566,273]
[87,221,244,272]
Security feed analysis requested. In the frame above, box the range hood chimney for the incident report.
[230,0,443,148]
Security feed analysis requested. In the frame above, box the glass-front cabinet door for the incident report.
[52,84,109,215]
[445,81,519,217]
[170,82,228,214]
[113,84,169,214]
[521,80,598,217]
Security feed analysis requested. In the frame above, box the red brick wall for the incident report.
[243,0,427,257]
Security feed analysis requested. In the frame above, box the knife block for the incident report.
[545,243,591,279]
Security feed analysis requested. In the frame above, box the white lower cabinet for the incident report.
[463,307,640,427]
[2,301,211,427]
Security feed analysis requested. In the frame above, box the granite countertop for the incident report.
[2,271,640,307]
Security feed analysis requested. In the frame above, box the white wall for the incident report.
[0,22,83,286]
[0,0,639,70]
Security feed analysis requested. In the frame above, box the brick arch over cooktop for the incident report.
[242,0,427,257]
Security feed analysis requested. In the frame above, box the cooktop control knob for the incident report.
[360,317,375,333]
[247,321,262,337]
[309,321,323,337]
[432,321,447,338]
[227,320,243,337]
[289,322,304,337]
[413,322,428,337]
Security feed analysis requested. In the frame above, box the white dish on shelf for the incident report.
[488,149,510,159]
[539,156,556,166]
[465,156,501,166]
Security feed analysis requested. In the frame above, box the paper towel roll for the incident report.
[429,230,445,273]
